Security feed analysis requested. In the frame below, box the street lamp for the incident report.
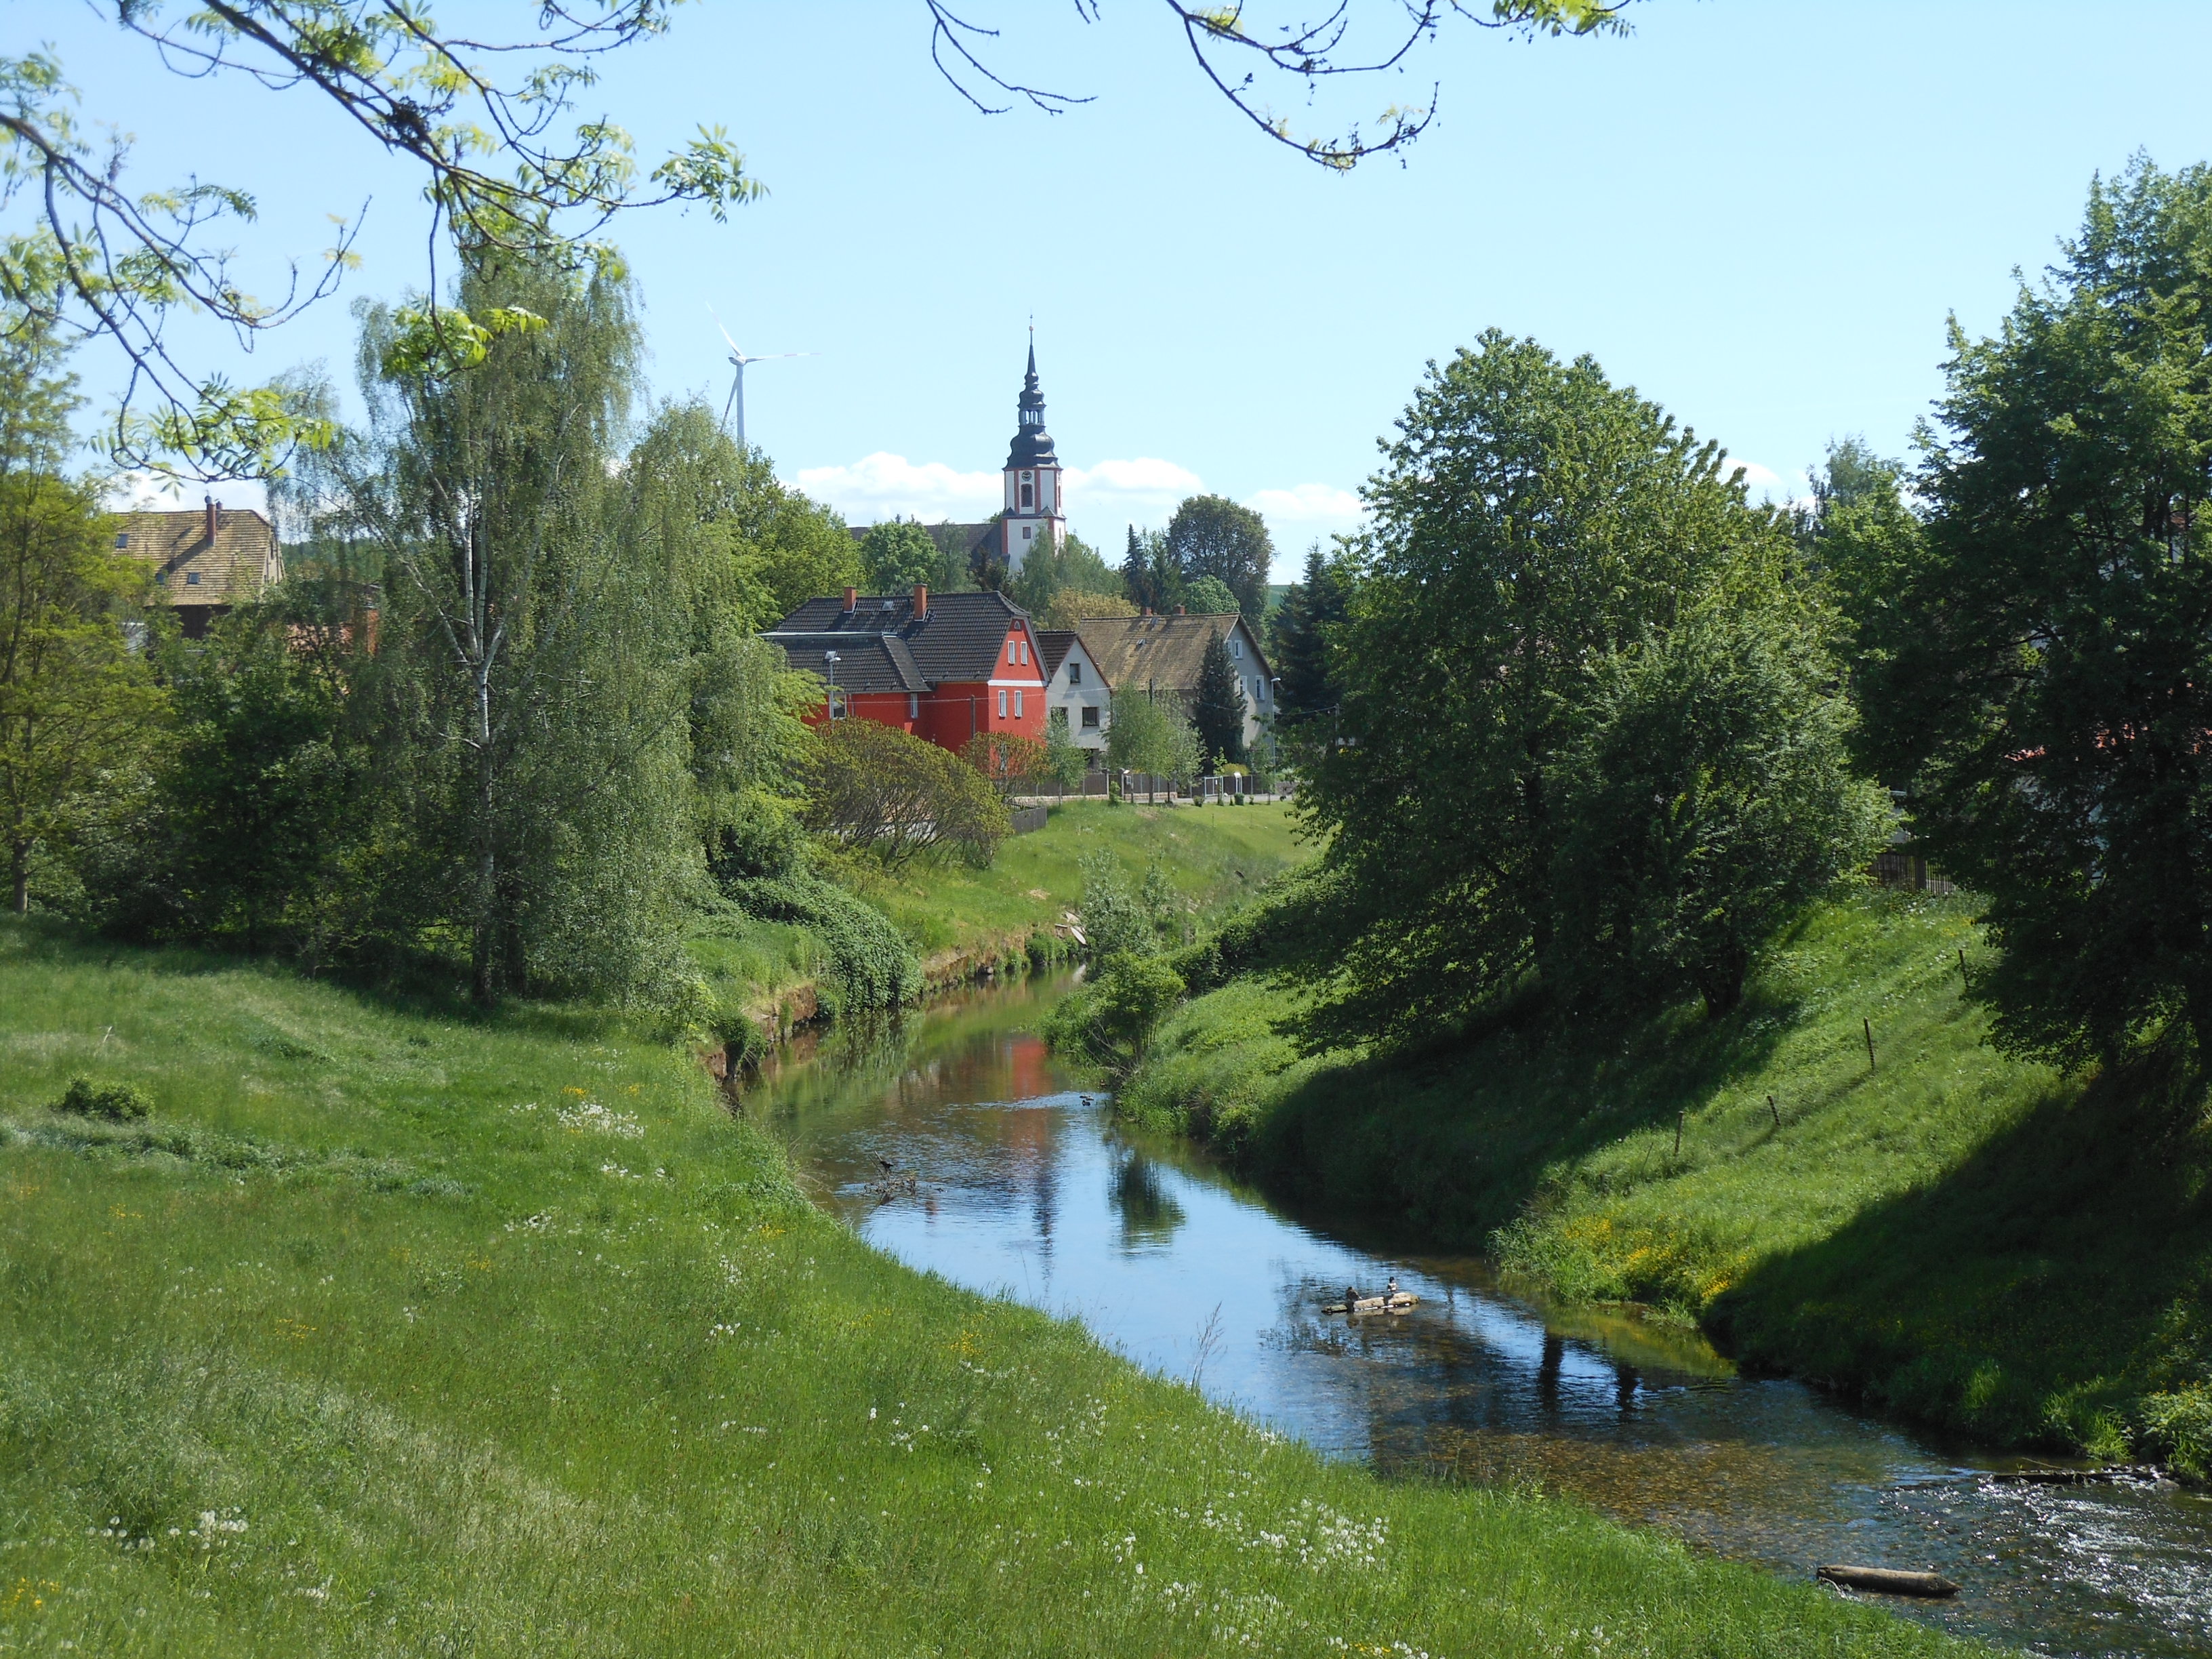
[823,651,843,720]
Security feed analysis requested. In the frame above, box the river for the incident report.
[745,972,2212,1659]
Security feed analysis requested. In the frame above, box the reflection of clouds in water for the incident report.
[771,979,2212,1659]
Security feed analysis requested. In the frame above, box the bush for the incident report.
[960,731,1048,804]
[803,720,1010,867]
[1043,953,1186,1071]
[53,1078,152,1122]
[718,868,922,1014]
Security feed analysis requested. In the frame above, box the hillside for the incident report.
[689,800,1309,1040]
[1115,889,2212,1477]
[0,914,1967,1656]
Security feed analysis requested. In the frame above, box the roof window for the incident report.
[114,532,129,548]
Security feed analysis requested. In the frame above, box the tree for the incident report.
[960,729,1048,803]
[1551,604,1887,1015]
[1295,331,1837,1047]
[1042,588,1136,630]
[1846,158,2212,1066]
[804,717,1008,867]
[1270,542,1353,731]
[331,248,699,1006]
[1181,575,1240,616]
[1042,707,1087,790]
[1167,495,1273,626]
[860,517,943,592]
[1120,526,1182,614]
[0,309,163,912]
[1105,688,1201,784]
[1189,630,1248,771]
[1006,529,1115,616]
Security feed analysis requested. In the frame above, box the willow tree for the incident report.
[342,251,696,1005]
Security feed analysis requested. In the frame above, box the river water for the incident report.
[747,974,2212,1659]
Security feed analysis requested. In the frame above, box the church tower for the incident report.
[1002,335,1065,574]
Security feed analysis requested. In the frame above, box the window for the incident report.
[114,532,129,549]
[1019,639,1028,665]
[997,689,1008,718]
[1008,639,1017,664]
[1022,525,1033,540]
[907,693,919,720]
[1232,636,1243,658]
[1068,661,1082,686]
[1015,689,1024,718]
[1080,705,1099,729]
[185,571,200,586]
[1020,482,1033,507]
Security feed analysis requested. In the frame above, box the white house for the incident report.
[1037,629,1110,762]
[1073,611,1275,760]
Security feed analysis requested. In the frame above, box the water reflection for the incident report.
[754,976,2212,1659]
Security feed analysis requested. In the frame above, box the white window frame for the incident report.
[1014,689,1024,718]
[997,688,1008,718]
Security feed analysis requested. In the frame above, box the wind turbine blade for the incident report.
[722,375,739,428]
[705,301,740,355]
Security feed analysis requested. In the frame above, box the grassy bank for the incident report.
[0,914,1971,1656]
[1117,890,2212,1476]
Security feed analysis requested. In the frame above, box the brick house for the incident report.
[763,585,1048,750]
[114,497,283,638]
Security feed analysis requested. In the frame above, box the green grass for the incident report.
[1118,888,2212,1475]
[0,913,1976,1656]
[833,798,1309,967]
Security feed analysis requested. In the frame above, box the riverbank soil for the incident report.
[0,914,1970,1655]
[1117,890,2212,1477]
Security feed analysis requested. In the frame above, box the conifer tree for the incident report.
[1191,629,1248,771]
[1269,542,1351,731]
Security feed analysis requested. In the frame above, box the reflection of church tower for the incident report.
[1002,333,1065,575]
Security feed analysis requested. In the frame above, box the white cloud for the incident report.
[792,451,1000,525]
[106,473,268,515]
[1723,458,1790,498]
[1063,457,1204,528]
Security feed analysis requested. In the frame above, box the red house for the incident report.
[763,584,1048,750]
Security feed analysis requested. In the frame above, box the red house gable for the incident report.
[762,585,1048,751]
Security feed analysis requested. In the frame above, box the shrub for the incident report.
[803,719,1009,867]
[718,869,922,1013]
[1043,953,1186,1071]
[960,731,1049,804]
[53,1078,152,1122]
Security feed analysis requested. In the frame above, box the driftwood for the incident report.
[1323,1292,1419,1316]
[1816,1565,1959,1599]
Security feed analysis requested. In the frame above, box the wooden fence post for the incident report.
[1674,1110,1684,1157]
[1768,1093,1780,1130]
[1864,1018,1876,1073]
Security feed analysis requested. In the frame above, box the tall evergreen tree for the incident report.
[1269,542,1351,730]
[1120,525,1182,613]
[1189,629,1248,771]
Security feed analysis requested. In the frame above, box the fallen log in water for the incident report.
[1816,1565,1959,1599]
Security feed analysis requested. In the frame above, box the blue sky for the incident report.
[26,1,2212,575]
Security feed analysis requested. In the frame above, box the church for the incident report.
[899,339,1068,583]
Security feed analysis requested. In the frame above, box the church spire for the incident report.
[1006,332,1057,470]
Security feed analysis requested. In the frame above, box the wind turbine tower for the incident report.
[712,308,813,451]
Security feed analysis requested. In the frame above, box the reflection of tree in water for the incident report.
[1110,1154,1185,1252]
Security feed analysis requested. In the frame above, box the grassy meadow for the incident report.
[831,797,1308,968]
[1116,889,2212,1476]
[0,912,1978,1656]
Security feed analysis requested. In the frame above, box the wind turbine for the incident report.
[710,306,813,451]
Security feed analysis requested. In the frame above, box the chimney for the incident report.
[1174,605,1186,615]
[1142,607,1152,618]
[842,586,857,613]
[203,495,219,543]
[912,583,928,618]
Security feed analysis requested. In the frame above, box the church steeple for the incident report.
[1001,330,1065,575]
[1006,333,1057,470]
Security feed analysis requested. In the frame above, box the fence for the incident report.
[1008,804,1048,836]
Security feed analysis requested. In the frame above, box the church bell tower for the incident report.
[1002,333,1065,575]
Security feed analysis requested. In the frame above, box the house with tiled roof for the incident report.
[1074,610,1274,757]
[113,499,283,638]
[762,584,1048,751]
[1037,629,1109,762]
